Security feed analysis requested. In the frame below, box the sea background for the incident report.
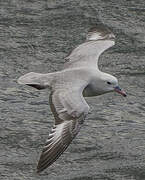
[0,0,145,179]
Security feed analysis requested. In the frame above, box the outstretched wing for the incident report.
[37,88,90,173]
[64,25,115,69]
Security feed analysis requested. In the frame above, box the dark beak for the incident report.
[114,86,127,97]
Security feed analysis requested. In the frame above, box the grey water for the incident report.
[0,0,145,179]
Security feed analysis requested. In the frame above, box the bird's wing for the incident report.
[64,25,115,69]
[37,85,90,173]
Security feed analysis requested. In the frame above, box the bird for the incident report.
[17,25,127,173]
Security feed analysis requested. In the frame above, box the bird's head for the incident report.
[98,72,127,97]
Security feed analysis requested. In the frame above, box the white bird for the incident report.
[18,25,127,173]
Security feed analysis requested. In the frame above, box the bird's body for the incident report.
[18,25,126,173]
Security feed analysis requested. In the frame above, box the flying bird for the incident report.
[18,25,127,173]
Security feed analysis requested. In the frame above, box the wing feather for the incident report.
[37,90,89,173]
[37,117,85,173]
[64,26,115,70]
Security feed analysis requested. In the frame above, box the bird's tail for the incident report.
[17,72,55,90]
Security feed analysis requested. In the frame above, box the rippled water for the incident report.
[0,0,145,179]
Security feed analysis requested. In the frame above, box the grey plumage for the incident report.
[18,25,126,173]
[37,92,86,172]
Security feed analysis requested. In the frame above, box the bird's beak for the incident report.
[114,86,127,97]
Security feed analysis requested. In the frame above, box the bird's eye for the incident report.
[107,81,111,85]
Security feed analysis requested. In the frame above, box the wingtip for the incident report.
[36,162,45,173]
[36,157,54,173]
[36,169,40,174]
[87,25,115,41]
[36,167,42,174]
[88,24,112,34]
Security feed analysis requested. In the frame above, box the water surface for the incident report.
[0,0,145,179]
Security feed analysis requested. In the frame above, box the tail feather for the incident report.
[17,72,54,90]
